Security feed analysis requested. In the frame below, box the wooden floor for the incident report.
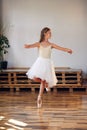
[0,90,87,130]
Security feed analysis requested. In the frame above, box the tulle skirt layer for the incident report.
[26,56,58,88]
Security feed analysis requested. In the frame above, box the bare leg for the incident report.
[33,77,41,82]
[45,82,48,88]
[37,80,46,108]
[39,80,46,96]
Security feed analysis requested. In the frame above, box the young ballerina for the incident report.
[24,27,72,108]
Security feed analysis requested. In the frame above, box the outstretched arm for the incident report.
[24,42,40,48]
[51,43,72,54]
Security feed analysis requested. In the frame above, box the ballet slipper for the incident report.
[45,84,50,92]
[45,87,50,92]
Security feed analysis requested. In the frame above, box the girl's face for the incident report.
[44,30,51,39]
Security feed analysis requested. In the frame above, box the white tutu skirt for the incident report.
[26,56,58,88]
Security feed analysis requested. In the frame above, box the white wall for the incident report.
[1,0,87,75]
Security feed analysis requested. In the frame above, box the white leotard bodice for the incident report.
[39,45,51,58]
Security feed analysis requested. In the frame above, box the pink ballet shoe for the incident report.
[45,83,50,92]
[37,95,42,108]
[45,87,50,92]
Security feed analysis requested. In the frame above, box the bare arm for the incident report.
[24,42,40,48]
[51,43,73,54]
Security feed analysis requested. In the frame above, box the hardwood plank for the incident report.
[0,91,87,130]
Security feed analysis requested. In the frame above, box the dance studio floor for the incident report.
[0,90,87,130]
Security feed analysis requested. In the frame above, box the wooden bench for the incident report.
[0,67,82,92]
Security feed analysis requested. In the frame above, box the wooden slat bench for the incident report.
[0,67,82,92]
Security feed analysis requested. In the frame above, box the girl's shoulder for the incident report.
[34,42,40,46]
[36,42,41,48]
[48,42,54,48]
